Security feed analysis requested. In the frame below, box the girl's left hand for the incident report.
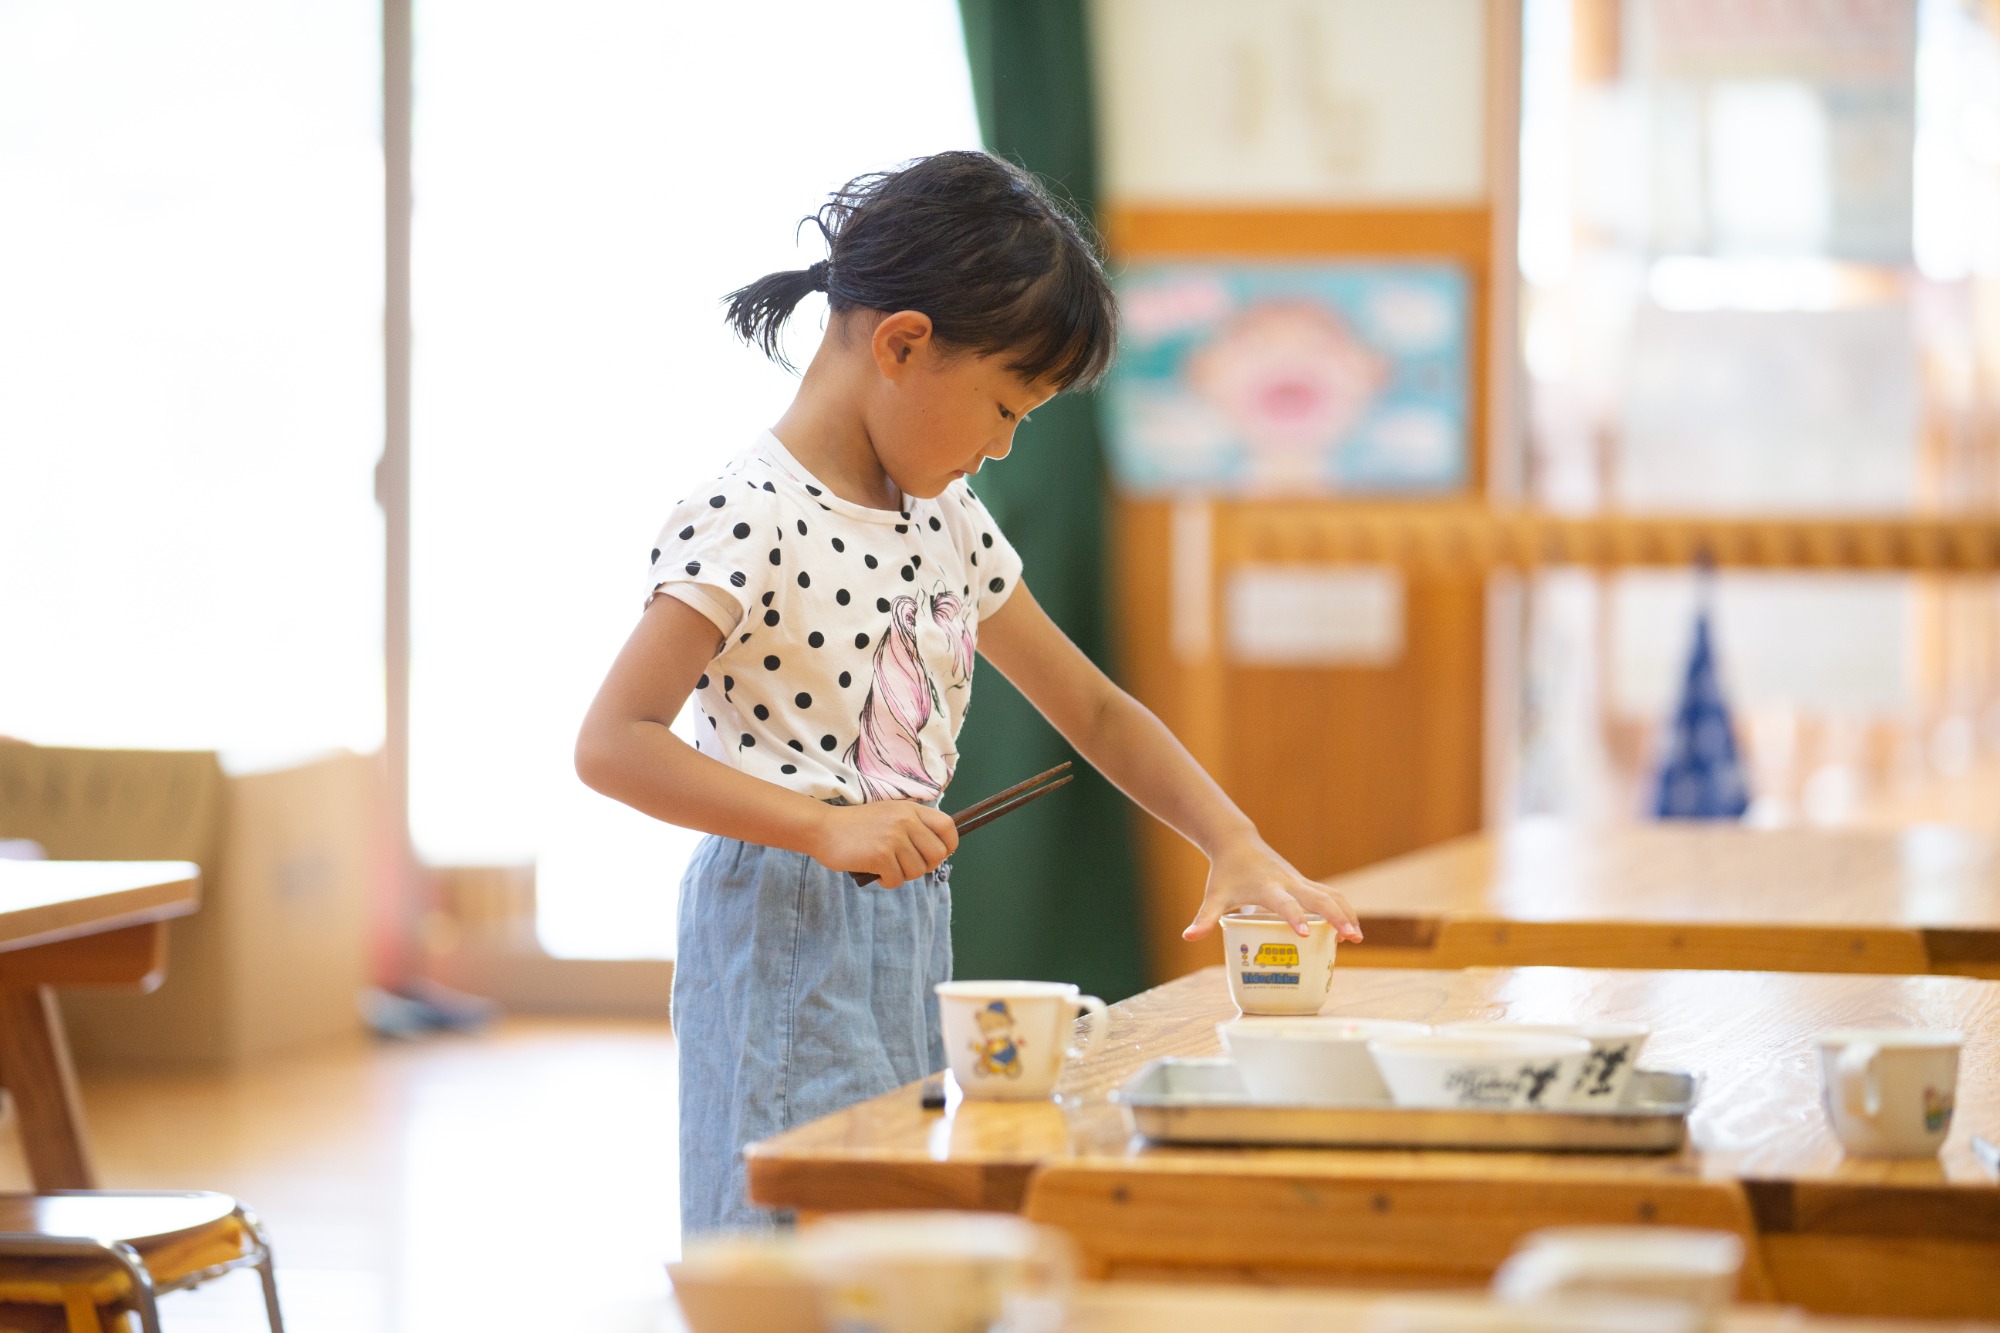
[1182,837,1363,943]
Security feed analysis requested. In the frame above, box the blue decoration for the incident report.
[1652,606,1750,820]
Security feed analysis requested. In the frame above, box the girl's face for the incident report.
[864,311,1059,499]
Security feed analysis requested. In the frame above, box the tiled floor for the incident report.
[0,1019,682,1331]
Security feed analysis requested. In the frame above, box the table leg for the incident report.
[0,985,96,1189]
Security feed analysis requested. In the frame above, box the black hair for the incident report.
[724,150,1118,391]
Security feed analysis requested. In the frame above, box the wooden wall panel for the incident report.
[1115,498,1486,982]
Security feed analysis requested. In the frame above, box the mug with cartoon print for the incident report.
[936,981,1108,1101]
[1816,1028,1962,1157]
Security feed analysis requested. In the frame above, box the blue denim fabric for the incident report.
[673,835,952,1237]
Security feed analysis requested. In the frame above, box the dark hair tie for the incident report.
[807,260,830,292]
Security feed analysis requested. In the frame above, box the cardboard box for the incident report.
[0,744,383,1067]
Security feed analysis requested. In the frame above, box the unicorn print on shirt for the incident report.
[846,583,977,803]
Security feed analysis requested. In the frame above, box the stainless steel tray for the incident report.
[1116,1058,1696,1153]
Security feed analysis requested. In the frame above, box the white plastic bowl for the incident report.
[1493,1227,1743,1330]
[1440,1022,1652,1108]
[1368,1032,1591,1110]
[1218,1017,1432,1104]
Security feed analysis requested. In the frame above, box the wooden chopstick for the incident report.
[950,760,1071,826]
[953,773,1072,837]
[850,761,1076,885]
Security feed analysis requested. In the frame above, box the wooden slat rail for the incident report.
[1224,504,2000,573]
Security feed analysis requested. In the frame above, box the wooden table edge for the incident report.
[0,863,200,955]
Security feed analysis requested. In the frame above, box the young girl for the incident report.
[575,151,1361,1236]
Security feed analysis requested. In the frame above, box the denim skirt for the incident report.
[672,835,952,1236]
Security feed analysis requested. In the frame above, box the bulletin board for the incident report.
[1103,261,1472,495]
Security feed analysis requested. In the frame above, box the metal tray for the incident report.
[1116,1058,1696,1153]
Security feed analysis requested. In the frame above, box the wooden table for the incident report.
[1330,822,2000,978]
[1061,1284,1999,1333]
[0,861,200,1189]
[747,966,2000,1319]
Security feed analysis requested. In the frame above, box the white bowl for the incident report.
[1219,1017,1433,1104]
[1493,1227,1743,1330]
[1368,1033,1591,1110]
[1440,1022,1652,1108]
[1366,1293,1700,1333]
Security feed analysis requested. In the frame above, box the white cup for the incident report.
[1220,909,1338,1015]
[1815,1027,1962,1158]
[936,980,1107,1101]
[669,1235,831,1333]
[1441,1022,1651,1109]
[1219,1017,1432,1104]
[801,1211,1072,1333]
[1492,1227,1743,1332]
[1369,1032,1592,1110]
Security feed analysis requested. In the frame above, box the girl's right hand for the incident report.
[812,800,959,888]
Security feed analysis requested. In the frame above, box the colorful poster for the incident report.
[1103,262,1471,494]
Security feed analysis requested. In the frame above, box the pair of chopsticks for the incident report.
[852,761,1073,885]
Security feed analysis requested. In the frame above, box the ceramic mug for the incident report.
[1369,1032,1592,1110]
[1815,1027,1961,1157]
[1492,1226,1743,1332]
[1219,1016,1432,1104]
[1441,1022,1651,1109]
[1220,909,1338,1015]
[936,980,1107,1101]
[801,1210,1072,1333]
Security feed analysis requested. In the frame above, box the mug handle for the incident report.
[1067,995,1108,1061]
[1837,1042,1882,1120]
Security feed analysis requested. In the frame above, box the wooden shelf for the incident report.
[1218,503,2000,573]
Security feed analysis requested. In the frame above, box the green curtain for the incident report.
[947,0,1146,1003]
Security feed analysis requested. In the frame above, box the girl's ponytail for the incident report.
[723,260,831,370]
[721,153,1118,391]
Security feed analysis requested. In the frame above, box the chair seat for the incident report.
[0,1192,258,1311]
[0,1192,240,1249]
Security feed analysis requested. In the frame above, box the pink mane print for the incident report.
[846,595,946,802]
[845,587,981,803]
[929,586,975,687]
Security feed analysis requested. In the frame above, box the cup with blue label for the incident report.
[1221,909,1338,1015]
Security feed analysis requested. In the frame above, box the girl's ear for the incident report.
[871,310,935,379]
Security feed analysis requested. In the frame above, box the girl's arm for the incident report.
[574,595,958,888]
[975,580,1361,942]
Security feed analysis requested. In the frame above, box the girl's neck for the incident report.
[771,339,901,512]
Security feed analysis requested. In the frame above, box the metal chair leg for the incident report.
[254,1251,284,1333]
[236,1205,285,1333]
[105,1244,160,1333]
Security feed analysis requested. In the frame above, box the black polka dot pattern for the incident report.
[654,451,1020,800]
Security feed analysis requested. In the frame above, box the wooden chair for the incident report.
[0,1192,282,1333]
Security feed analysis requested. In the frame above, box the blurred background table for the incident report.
[0,861,200,1188]
[1331,821,2000,978]
[748,965,2000,1318]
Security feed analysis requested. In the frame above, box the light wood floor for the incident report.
[0,1018,682,1332]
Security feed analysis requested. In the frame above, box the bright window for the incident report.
[409,1,982,957]
[0,2,384,761]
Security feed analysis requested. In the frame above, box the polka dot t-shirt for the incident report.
[645,432,1023,805]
